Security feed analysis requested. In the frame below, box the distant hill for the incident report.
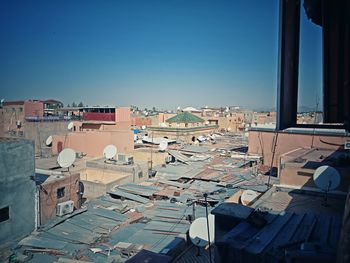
[251,105,319,113]
[298,106,319,113]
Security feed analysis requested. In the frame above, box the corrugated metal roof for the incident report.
[168,150,190,164]
[117,183,163,197]
[108,189,150,204]
[126,249,172,263]
[216,210,343,263]
[180,145,211,153]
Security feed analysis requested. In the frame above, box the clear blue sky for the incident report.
[0,0,321,110]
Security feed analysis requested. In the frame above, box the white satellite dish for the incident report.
[57,148,76,168]
[313,165,341,191]
[103,144,117,159]
[159,141,168,151]
[141,125,146,130]
[67,122,74,130]
[45,135,53,146]
[189,215,215,247]
[197,136,206,142]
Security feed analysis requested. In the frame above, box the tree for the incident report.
[78,102,84,107]
[72,102,77,107]
[67,104,70,107]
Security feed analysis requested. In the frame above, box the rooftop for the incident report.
[215,202,343,263]
[166,112,205,123]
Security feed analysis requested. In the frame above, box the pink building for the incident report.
[52,130,134,156]
[2,100,44,136]
[116,107,131,122]
[248,128,350,167]
[24,100,44,117]
[52,107,133,157]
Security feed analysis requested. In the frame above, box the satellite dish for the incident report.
[189,215,215,247]
[141,125,146,130]
[67,122,74,130]
[45,135,53,146]
[103,144,117,159]
[159,141,168,151]
[57,148,76,168]
[313,165,340,191]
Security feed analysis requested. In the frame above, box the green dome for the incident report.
[166,111,205,123]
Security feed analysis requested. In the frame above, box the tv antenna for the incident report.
[313,165,341,206]
[57,148,76,171]
[103,144,117,163]
[158,141,168,152]
[45,135,53,147]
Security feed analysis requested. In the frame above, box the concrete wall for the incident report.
[116,107,131,122]
[52,130,134,157]
[39,173,80,225]
[202,115,245,132]
[80,159,148,199]
[81,177,136,199]
[131,117,153,127]
[158,113,176,123]
[23,121,70,156]
[248,129,350,166]
[279,148,350,191]
[24,101,44,117]
[2,104,25,135]
[0,138,35,244]
[149,125,218,143]
[252,112,276,125]
[85,158,148,180]
[133,149,167,167]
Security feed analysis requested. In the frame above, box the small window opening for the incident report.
[0,206,10,222]
[57,187,65,198]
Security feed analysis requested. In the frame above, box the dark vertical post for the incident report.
[276,0,301,130]
[323,0,350,126]
[204,193,212,263]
